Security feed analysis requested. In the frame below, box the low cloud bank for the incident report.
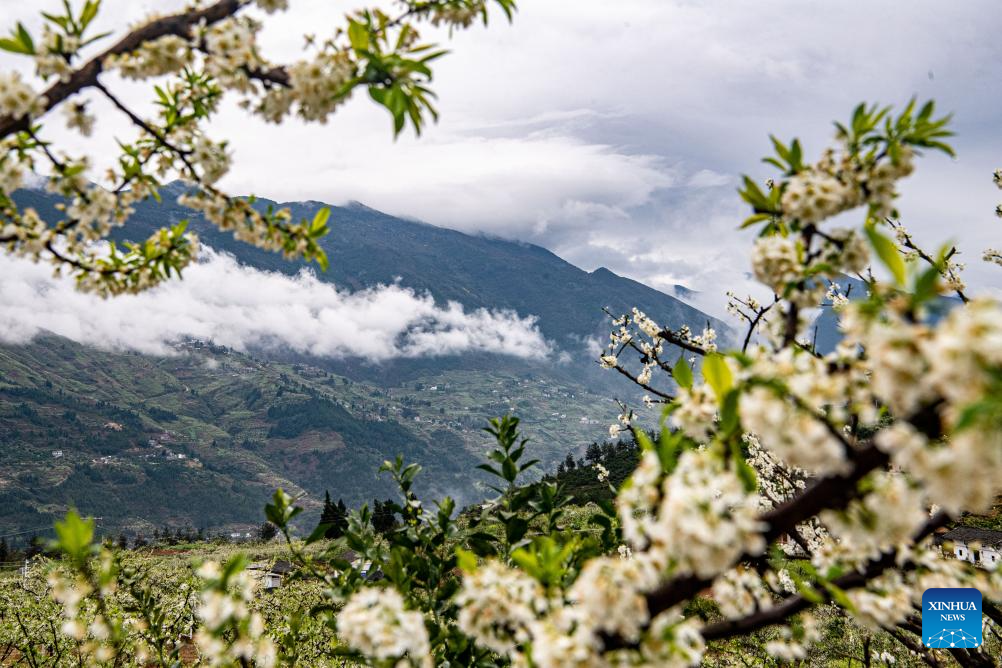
[0,249,552,361]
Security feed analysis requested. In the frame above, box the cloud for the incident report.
[0,249,552,361]
[228,128,677,239]
[1,0,999,319]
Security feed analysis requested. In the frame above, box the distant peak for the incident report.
[344,200,380,212]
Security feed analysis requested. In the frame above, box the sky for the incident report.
[1,0,1000,341]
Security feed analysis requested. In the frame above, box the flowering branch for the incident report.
[0,0,243,140]
[0,0,517,294]
[700,511,948,642]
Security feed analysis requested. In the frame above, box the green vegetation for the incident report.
[0,335,639,540]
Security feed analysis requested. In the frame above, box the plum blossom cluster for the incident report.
[582,101,1002,664]
[194,560,278,667]
[0,0,515,294]
[616,450,766,579]
[455,561,546,655]
[456,554,704,666]
[7,67,1002,666]
[338,588,431,667]
[0,71,44,120]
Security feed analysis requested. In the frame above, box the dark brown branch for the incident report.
[700,512,949,641]
[601,442,891,652]
[0,0,245,139]
[92,79,198,177]
[660,329,711,357]
[948,647,997,668]
[741,296,778,353]
[244,64,290,87]
[886,628,942,668]
[606,363,674,400]
[984,601,1002,630]
[887,218,970,304]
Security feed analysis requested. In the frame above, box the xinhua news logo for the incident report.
[922,588,983,649]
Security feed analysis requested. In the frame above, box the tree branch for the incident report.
[700,512,949,642]
[600,442,891,652]
[886,627,942,668]
[0,0,246,139]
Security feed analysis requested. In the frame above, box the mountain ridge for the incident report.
[1,184,727,538]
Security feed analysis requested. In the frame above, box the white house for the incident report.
[248,560,295,590]
[938,526,1002,570]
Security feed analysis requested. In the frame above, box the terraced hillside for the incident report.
[0,335,631,539]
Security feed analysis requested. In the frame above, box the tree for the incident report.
[371,498,396,535]
[263,101,1001,666]
[116,532,128,550]
[320,490,348,539]
[258,521,277,541]
[585,442,602,464]
[563,452,576,470]
[0,0,516,295]
[0,537,8,563]
[10,2,1002,662]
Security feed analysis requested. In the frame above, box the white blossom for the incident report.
[751,235,801,293]
[338,588,431,665]
[0,71,41,120]
[781,170,852,224]
[455,561,545,656]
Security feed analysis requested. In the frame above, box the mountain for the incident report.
[15,181,721,357]
[0,184,725,539]
[1,334,627,539]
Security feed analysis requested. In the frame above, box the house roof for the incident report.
[268,559,295,575]
[938,526,1002,549]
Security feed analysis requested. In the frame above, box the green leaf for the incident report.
[701,353,733,401]
[54,510,94,562]
[305,523,331,545]
[797,582,824,604]
[864,222,906,285]
[265,488,302,528]
[0,38,31,55]
[672,353,693,389]
[314,248,329,272]
[311,206,330,233]
[821,580,855,611]
[635,429,654,452]
[912,265,940,305]
[16,22,34,54]
[655,428,681,474]
[740,212,774,229]
[455,547,478,573]
[729,440,756,492]
[79,0,100,30]
[501,457,518,483]
[738,176,773,212]
[719,389,740,435]
[504,517,529,546]
[476,463,502,478]
[347,20,370,52]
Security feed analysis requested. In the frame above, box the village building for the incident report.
[936,526,1002,570]
[248,559,295,590]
